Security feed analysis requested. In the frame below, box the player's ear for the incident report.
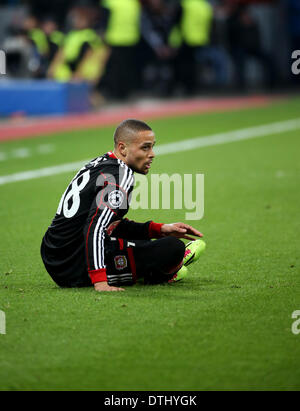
[118,142,127,157]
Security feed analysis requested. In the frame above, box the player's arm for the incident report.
[106,218,163,240]
[84,164,133,291]
[107,219,202,241]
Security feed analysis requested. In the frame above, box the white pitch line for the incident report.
[0,118,299,186]
[0,160,88,185]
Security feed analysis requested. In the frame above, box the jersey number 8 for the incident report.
[57,170,90,218]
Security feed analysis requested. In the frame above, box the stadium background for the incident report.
[0,0,300,392]
[0,0,299,116]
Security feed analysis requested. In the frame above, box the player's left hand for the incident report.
[161,222,203,241]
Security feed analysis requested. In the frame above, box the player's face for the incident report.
[126,130,156,175]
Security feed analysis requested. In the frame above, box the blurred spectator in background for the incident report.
[139,0,175,96]
[194,1,230,90]
[23,0,74,28]
[225,2,277,91]
[3,14,48,78]
[0,0,294,98]
[2,21,33,78]
[24,14,50,77]
[97,0,141,100]
[48,6,109,86]
[287,0,300,51]
[24,15,48,60]
[170,0,213,95]
[41,17,64,68]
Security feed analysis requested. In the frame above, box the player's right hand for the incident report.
[94,281,125,292]
[161,222,203,241]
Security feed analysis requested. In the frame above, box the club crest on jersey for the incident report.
[114,255,127,270]
[108,190,124,208]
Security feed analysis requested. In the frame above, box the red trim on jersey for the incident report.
[106,181,124,190]
[118,238,124,250]
[127,247,137,283]
[98,170,129,199]
[96,177,119,215]
[107,151,117,159]
[88,268,107,284]
[107,220,122,236]
[100,171,108,180]
[149,221,163,238]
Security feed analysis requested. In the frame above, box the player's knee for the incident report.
[163,237,185,262]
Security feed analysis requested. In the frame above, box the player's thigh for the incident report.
[133,236,185,272]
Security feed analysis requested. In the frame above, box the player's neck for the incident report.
[113,150,129,167]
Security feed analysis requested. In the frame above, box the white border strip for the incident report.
[0,118,299,186]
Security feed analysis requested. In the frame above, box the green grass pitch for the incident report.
[0,97,300,391]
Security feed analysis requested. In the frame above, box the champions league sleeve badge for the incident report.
[108,190,125,209]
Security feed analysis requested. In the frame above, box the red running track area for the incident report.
[0,95,284,142]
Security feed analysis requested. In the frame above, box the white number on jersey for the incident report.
[57,170,90,218]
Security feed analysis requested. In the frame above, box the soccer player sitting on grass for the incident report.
[41,119,206,292]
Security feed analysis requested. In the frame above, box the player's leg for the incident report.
[103,236,185,286]
[103,236,206,286]
[132,236,186,284]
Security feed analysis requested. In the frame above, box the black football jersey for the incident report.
[41,151,160,285]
